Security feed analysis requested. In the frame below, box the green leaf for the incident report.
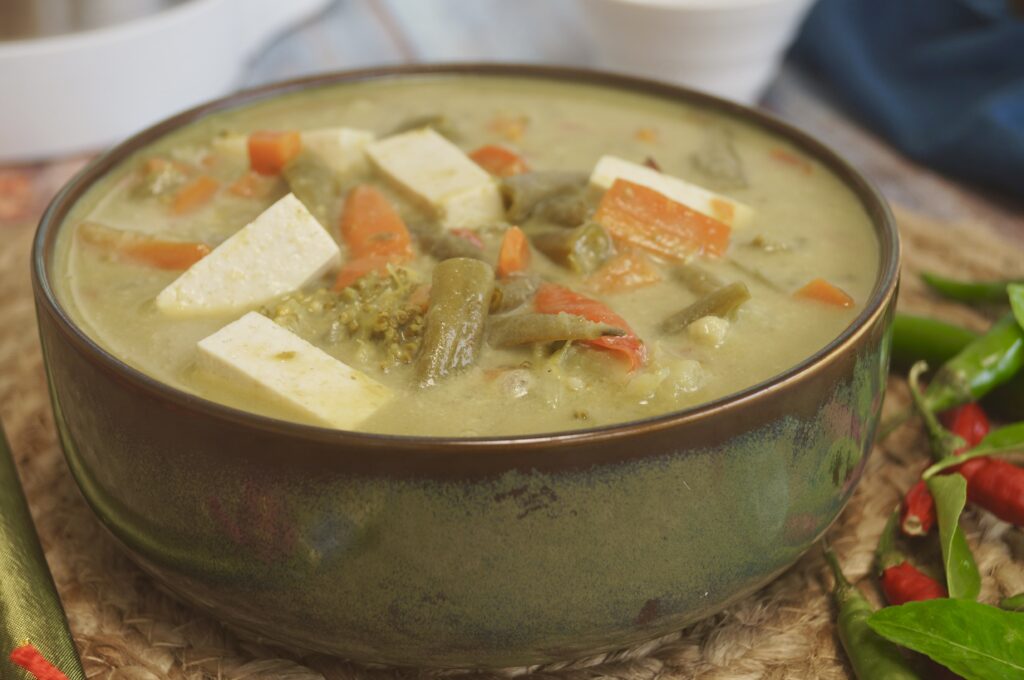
[869,600,1024,680]
[1009,283,1024,331]
[927,474,980,600]
[923,422,1024,478]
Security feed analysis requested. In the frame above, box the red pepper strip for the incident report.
[900,480,936,537]
[9,643,69,680]
[900,402,991,537]
[533,283,646,371]
[880,561,948,605]
[877,511,946,605]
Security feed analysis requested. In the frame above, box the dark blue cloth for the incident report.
[790,0,1024,198]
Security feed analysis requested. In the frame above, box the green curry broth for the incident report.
[54,76,878,436]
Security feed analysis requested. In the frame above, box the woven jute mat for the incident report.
[3,186,1024,678]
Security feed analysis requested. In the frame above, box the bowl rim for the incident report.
[31,62,900,452]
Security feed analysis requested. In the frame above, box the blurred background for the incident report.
[1,0,1022,238]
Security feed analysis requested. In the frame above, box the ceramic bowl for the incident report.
[32,65,898,669]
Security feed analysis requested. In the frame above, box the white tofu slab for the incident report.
[198,312,392,429]
[366,128,504,229]
[156,193,339,316]
[590,155,755,228]
[301,127,375,178]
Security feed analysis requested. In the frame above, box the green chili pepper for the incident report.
[923,313,1024,413]
[909,361,967,460]
[920,271,1024,304]
[823,548,922,680]
[890,314,980,371]
[1000,593,1024,612]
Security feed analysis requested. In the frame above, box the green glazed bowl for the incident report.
[32,65,899,669]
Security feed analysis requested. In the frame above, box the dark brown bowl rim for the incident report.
[32,63,900,453]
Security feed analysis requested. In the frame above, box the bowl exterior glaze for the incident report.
[33,66,898,669]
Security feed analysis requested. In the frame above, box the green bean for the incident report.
[824,548,923,680]
[416,258,495,387]
[282,152,337,226]
[493,274,540,313]
[690,127,747,190]
[671,262,726,296]
[501,171,589,223]
[724,257,783,292]
[921,271,1024,304]
[531,222,613,274]
[661,282,750,334]
[924,313,1024,413]
[409,222,486,262]
[488,312,624,348]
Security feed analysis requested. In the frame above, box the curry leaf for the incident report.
[1009,283,1024,331]
[869,600,1024,680]
[926,473,980,600]
[923,422,1024,478]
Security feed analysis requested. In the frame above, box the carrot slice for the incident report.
[770,147,813,175]
[586,251,662,294]
[248,130,302,176]
[228,170,277,198]
[594,179,730,260]
[469,144,529,177]
[497,226,531,278]
[78,222,210,270]
[171,175,220,214]
[794,278,854,307]
[534,283,646,370]
[333,185,414,290]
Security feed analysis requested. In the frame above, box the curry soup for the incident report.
[54,76,879,436]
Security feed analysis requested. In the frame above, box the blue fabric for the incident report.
[790,0,1024,197]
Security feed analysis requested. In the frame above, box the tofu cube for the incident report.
[300,127,375,178]
[366,128,504,229]
[590,155,754,228]
[198,312,392,429]
[156,193,339,316]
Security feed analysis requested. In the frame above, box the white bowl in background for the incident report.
[0,0,330,162]
[580,0,815,104]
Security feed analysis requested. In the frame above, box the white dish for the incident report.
[0,0,330,161]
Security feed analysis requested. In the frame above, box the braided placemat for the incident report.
[3,171,1023,678]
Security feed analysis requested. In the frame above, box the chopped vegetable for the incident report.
[671,262,726,296]
[9,643,70,680]
[488,312,624,348]
[793,278,854,308]
[769,147,812,174]
[228,170,278,199]
[534,283,646,370]
[531,222,613,274]
[661,282,750,334]
[171,175,220,214]
[334,185,413,291]
[501,171,590,225]
[77,222,210,270]
[470,144,529,177]
[493,274,540,313]
[823,548,923,680]
[497,226,531,278]
[594,179,731,260]
[877,511,946,604]
[132,156,191,198]
[488,114,528,142]
[586,250,662,294]
[410,222,486,262]
[248,130,302,175]
[416,258,495,387]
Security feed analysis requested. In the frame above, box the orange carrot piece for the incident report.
[497,226,531,278]
[534,283,646,370]
[78,222,210,270]
[635,127,658,143]
[709,198,734,224]
[469,144,529,177]
[171,175,220,214]
[794,278,854,308]
[770,147,813,175]
[488,115,528,142]
[333,185,414,290]
[587,251,662,294]
[228,170,276,198]
[248,130,302,176]
[594,179,731,260]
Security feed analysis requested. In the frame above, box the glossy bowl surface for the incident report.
[33,65,899,669]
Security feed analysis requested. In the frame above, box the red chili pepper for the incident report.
[880,561,948,605]
[960,457,1024,526]
[877,511,947,605]
[900,480,935,536]
[900,402,992,538]
[9,643,69,680]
